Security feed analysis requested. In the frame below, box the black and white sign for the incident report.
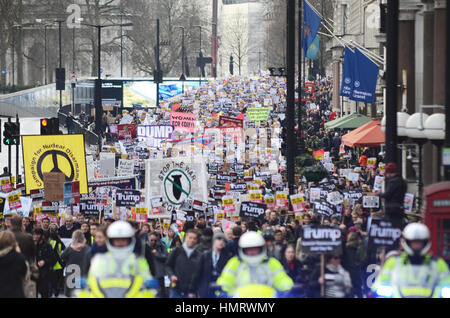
[368,218,402,248]
[301,226,342,254]
[80,199,101,216]
[363,195,380,209]
[313,201,337,217]
[230,183,247,193]
[239,202,266,219]
[216,174,232,185]
[115,190,141,207]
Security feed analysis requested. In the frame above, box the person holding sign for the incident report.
[372,223,450,298]
[217,231,293,298]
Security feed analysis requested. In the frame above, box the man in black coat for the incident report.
[33,228,56,298]
[377,162,407,229]
[191,232,232,298]
[58,218,77,239]
[147,231,168,297]
[165,229,202,298]
[225,226,242,257]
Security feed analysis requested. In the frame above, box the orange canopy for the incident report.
[342,120,385,148]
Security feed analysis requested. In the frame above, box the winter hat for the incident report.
[385,162,397,174]
[213,232,226,242]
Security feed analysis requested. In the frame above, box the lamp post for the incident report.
[194,25,203,84]
[175,26,186,93]
[110,13,133,78]
[82,22,133,147]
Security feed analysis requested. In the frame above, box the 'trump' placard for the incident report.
[301,226,342,254]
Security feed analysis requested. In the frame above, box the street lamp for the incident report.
[110,13,133,77]
[193,25,203,83]
[81,22,133,146]
[405,113,429,211]
[175,26,186,93]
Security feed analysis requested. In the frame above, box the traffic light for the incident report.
[11,122,19,145]
[56,68,66,91]
[3,122,12,146]
[40,118,59,135]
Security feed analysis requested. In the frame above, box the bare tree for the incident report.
[222,13,250,76]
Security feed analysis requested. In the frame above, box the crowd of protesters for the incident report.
[0,74,415,298]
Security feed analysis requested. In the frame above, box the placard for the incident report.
[301,226,342,254]
[373,176,384,191]
[43,172,65,202]
[368,218,402,248]
[240,202,266,220]
[363,195,380,209]
[404,193,414,213]
[116,190,141,207]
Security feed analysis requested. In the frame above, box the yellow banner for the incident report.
[250,193,263,201]
[135,208,148,215]
[22,134,88,194]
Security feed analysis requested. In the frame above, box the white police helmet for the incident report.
[106,221,136,259]
[401,223,431,257]
[238,231,267,266]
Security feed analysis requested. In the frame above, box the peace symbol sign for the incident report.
[37,150,75,182]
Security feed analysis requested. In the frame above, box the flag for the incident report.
[302,0,322,58]
[351,48,379,104]
[340,46,355,98]
[236,112,244,120]
[306,35,320,60]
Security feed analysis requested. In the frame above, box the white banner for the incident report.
[145,157,207,218]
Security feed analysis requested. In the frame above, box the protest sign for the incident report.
[290,194,305,212]
[22,134,88,195]
[0,177,12,193]
[247,107,271,122]
[118,159,135,177]
[240,202,266,220]
[117,124,137,140]
[7,190,22,210]
[275,192,288,208]
[115,190,141,207]
[368,218,402,249]
[80,199,101,217]
[222,196,236,216]
[313,149,325,160]
[404,193,414,213]
[88,176,137,190]
[43,172,65,202]
[313,201,336,217]
[301,226,342,254]
[347,172,359,182]
[219,116,243,128]
[170,112,197,133]
[373,176,384,191]
[326,191,344,206]
[310,188,321,202]
[134,207,148,223]
[363,195,380,209]
[249,190,263,203]
[265,195,275,210]
[367,158,377,170]
[99,152,116,178]
[137,125,174,147]
[145,157,207,217]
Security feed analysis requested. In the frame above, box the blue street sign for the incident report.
[100,68,103,74]
[1,69,6,75]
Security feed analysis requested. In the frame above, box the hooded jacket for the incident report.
[0,247,27,298]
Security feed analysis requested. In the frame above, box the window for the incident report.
[436,218,450,259]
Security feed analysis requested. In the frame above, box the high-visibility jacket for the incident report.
[77,252,155,298]
[50,240,63,271]
[217,256,293,297]
[372,253,450,298]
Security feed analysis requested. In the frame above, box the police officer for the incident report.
[217,231,293,298]
[372,223,450,298]
[77,221,158,298]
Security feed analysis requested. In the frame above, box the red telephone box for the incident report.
[423,182,450,262]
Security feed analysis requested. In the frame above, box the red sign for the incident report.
[117,124,137,140]
[72,181,80,204]
[219,116,244,129]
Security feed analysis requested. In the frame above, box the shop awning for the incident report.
[342,120,385,148]
[325,113,372,130]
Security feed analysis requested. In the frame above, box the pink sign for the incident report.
[170,112,197,133]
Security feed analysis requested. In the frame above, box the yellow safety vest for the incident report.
[217,256,293,297]
[77,252,155,298]
[50,240,63,270]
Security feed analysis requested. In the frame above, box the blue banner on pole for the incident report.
[302,1,322,58]
[351,48,379,104]
[306,35,320,60]
[340,46,355,98]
